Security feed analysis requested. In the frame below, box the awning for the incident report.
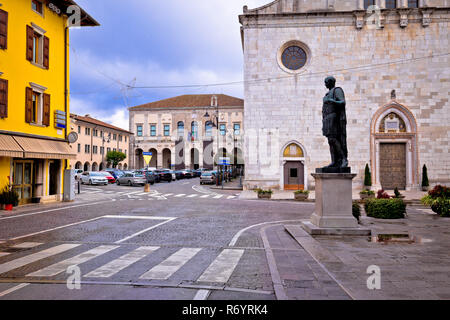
[13,136,76,160]
[0,134,24,157]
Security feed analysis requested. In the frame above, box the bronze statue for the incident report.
[320,76,349,172]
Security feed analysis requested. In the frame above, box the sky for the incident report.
[69,0,269,130]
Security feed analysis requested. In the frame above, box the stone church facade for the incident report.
[239,0,449,191]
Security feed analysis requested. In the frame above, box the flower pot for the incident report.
[258,193,271,199]
[294,193,309,201]
[4,204,13,211]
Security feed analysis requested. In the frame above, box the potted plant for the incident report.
[421,164,429,191]
[255,189,273,199]
[294,190,309,201]
[363,163,372,190]
[0,187,18,211]
[360,189,375,200]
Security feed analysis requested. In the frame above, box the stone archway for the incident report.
[371,102,418,190]
[99,162,105,171]
[75,162,82,170]
[92,162,98,171]
[149,148,158,168]
[190,148,200,169]
[162,148,171,169]
[83,162,91,172]
[280,141,307,190]
[135,148,144,169]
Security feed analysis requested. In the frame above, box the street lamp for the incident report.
[204,95,221,186]
[102,133,111,169]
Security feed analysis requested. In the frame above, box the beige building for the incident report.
[128,94,244,170]
[240,0,450,191]
[70,114,133,171]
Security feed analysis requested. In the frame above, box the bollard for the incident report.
[144,183,150,193]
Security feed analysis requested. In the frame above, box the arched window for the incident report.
[283,143,304,158]
[378,112,407,133]
[408,0,419,8]
[191,121,198,141]
[364,0,376,9]
[177,121,184,138]
[205,121,213,137]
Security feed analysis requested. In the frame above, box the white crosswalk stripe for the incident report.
[213,195,224,199]
[140,248,202,280]
[162,193,174,197]
[174,194,186,197]
[11,242,43,249]
[85,246,159,278]
[227,196,236,199]
[186,194,198,198]
[200,195,211,198]
[197,249,244,283]
[0,244,80,275]
[28,245,119,277]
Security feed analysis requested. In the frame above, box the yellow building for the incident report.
[0,0,98,204]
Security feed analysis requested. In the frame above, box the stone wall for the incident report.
[241,6,450,190]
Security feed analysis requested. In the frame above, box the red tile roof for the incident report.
[71,114,133,135]
[129,94,244,111]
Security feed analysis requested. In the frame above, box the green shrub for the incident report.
[421,185,450,217]
[352,201,361,223]
[360,189,375,196]
[0,185,19,205]
[364,164,372,187]
[365,198,406,219]
[255,189,273,195]
[294,190,309,195]
[422,165,429,188]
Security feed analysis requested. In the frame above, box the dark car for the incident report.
[181,170,193,179]
[105,168,123,179]
[155,170,172,182]
[193,169,202,178]
[138,170,155,185]
[174,171,185,180]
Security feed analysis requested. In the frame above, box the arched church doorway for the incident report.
[281,142,306,190]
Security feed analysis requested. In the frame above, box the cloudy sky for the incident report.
[69,0,268,130]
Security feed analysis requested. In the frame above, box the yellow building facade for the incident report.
[0,0,98,204]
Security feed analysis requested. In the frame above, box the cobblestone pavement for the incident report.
[0,178,448,300]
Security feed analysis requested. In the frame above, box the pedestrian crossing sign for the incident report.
[143,152,153,166]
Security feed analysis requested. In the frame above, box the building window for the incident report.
[113,148,116,152]
[93,146,98,154]
[113,134,117,141]
[0,9,8,50]
[219,124,226,136]
[77,144,81,153]
[32,31,42,64]
[100,131,103,138]
[93,129,98,137]
[85,144,90,154]
[100,146,104,155]
[364,0,376,9]
[85,127,91,136]
[107,147,111,153]
[125,136,127,142]
[233,123,241,135]
[205,121,213,137]
[137,125,143,137]
[150,124,157,136]
[177,121,184,138]
[77,126,81,134]
[31,91,41,123]
[281,46,307,71]
[125,149,127,156]
[119,149,122,153]
[385,0,396,9]
[164,124,170,137]
[25,86,49,126]
[32,0,43,15]
[408,0,419,8]
[119,135,123,142]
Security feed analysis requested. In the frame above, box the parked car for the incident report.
[80,172,108,185]
[193,169,202,178]
[138,170,155,185]
[99,171,116,184]
[116,172,147,186]
[174,171,185,180]
[181,170,193,179]
[72,169,83,181]
[200,171,216,185]
[168,170,177,181]
[155,170,173,183]
[105,168,124,179]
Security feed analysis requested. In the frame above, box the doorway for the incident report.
[379,143,406,190]
[283,161,304,190]
[49,160,60,196]
[13,160,34,205]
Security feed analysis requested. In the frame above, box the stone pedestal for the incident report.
[302,172,371,236]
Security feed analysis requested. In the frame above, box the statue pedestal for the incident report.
[302,172,371,236]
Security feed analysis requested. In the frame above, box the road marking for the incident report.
[136,192,150,196]
[197,249,244,283]
[186,194,198,198]
[103,215,174,220]
[0,200,111,221]
[0,283,30,298]
[193,289,211,300]
[162,193,174,197]
[140,248,202,280]
[213,195,224,199]
[200,195,210,199]
[11,242,43,249]
[115,218,176,244]
[28,245,119,277]
[85,246,159,278]
[227,196,236,199]
[228,219,303,247]
[0,244,80,275]
[174,194,186,198]
[0,253,10,257]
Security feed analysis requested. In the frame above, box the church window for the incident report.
[281,46,307,71]
[378,113,407,133]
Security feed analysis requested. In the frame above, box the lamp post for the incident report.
[204,95,221,186]
[102,133,111,170]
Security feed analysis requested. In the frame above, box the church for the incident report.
[239,0,449,191]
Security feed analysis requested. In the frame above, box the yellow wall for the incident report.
[0,157,11,190]
[0,0,69,139]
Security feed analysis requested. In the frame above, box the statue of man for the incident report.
[322,76,348,169]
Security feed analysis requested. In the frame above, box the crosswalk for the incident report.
[0,243,245,285]
[80,189,238,201]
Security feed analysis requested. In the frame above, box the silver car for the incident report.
[200,171,216,185]
[117,172,147,186]
[80,172,108,185]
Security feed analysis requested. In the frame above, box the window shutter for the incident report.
[0,79,7,118]
[0,10,7,50]
[43,36,49,69]
[26,25,34,61]
[25,87,33,123]
[43,93,50,126]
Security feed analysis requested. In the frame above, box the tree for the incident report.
[422,164,429,188]
[106,151,126,168]
[364,163,372,187]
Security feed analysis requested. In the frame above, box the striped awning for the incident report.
[13,136,76,160]
[0,134,23,157]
